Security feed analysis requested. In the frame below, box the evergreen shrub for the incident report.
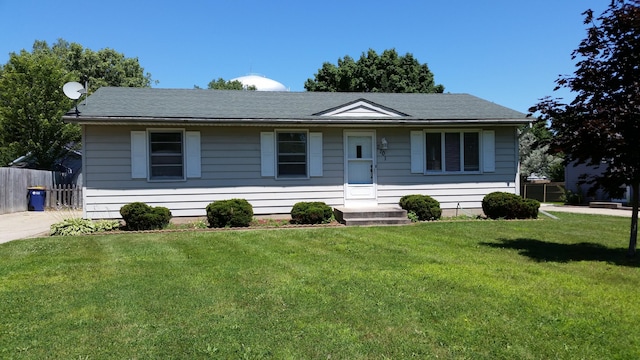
[120,202,172,230]
[399,194,442,221]
[482,192,539,219]
[206,199,254,228]
[290,201,333,224]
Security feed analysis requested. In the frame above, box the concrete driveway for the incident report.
[0,210,82,244]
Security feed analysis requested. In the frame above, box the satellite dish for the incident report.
[63,81,86,100]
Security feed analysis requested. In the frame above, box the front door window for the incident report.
[347,136,373,184]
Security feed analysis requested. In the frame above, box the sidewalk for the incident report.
[540,203,633,217]
[0,210,82,244]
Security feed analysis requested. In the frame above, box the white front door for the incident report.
[344,131,377,206]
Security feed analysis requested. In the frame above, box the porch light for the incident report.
[378,137,388,159]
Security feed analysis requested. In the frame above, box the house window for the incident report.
[277,131,307,178]
[425,131,480,173]
[149,131,184,179]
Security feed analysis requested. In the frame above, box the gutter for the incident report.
[63,116,532,127]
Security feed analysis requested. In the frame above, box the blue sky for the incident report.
[0,0,608,113]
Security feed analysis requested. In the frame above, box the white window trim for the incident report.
[261,129,323,180]
[424,129,482,175]
[275,129,310,180]
[147,128,187,182]
[411,128,497,175]
[131,128,201,181]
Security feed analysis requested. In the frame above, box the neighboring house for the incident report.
[565,160,630,203]
[8,147,83,186]
[63,87,530,219]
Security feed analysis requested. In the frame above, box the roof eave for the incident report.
[63,115,532,127]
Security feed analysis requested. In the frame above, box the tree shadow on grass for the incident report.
[481,238,639,268]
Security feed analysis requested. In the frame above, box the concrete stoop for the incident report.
[589,201,623,209]
[333,206,411,226]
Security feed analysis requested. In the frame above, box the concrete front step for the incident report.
[334,206,411,226]
[341,217,412,226]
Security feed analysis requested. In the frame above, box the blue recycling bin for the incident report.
[27,187,46,211]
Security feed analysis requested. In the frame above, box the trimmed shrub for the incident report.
[482,192,520,219]
[520,198,541,219]
[290,201,333,225]
[120,202,172,230]
[482,192,539,219]
[399,194,442,221]
[206,199,253,228]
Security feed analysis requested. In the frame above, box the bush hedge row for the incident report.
[113,191,539,232]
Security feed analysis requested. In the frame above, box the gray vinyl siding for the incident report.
[85,126,344,188]
[375,127,519,209]
[376,127,516,183]
[83,125,346,218]
[83,125,520,219]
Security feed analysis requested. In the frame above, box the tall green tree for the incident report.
[0,39,153,169]
[530,0,640,256]
[305,48,444,93]
[0,47,76,169]
[519,129,563,181]
[50,39,154,92]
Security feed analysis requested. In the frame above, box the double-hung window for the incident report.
[149,131,184,179]
[260,130,322,178]
[130,129,201,181]
[276,131,308,178]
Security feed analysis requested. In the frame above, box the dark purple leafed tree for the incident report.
[530,0,640,257]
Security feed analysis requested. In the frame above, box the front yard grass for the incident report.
[1,212,638,359]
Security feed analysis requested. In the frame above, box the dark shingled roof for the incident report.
[64,87,530,126]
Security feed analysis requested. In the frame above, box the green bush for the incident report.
[290,201,333,225]
[206,199,254,228]
[50,218,121,236]
[399,194,442,221]
[521,198,541,219]
[482,192,539,219]
[120,202,172,230]
[564,188,584,205]
[482,192,520,219]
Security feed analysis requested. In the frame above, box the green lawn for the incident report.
[1,212,638,359]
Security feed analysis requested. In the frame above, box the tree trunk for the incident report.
[628,182,639,257]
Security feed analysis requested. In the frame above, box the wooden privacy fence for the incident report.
[521,182,565,203]
[0,167,82,214]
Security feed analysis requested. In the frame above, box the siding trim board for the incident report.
[83,180,515,218]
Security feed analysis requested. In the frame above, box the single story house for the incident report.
[63,88,530,219]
